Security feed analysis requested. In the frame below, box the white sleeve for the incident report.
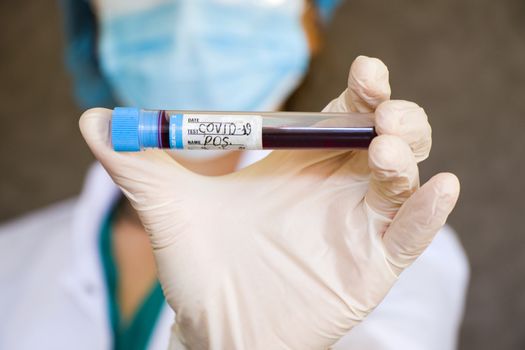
[332,225,469,350]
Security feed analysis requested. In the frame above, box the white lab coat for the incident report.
[0,153,469,350]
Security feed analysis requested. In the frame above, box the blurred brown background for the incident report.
[1,0,524,348]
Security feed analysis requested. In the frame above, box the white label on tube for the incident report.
[173,114,263,150]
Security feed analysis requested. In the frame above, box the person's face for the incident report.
[92,0,320,173]
[92,0,321,56]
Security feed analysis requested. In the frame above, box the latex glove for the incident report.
[80,56,459,349]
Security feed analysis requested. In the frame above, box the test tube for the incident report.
[111,107,376,151]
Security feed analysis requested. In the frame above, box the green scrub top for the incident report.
[99,205,165,350]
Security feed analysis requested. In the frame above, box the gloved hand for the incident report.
[80,56,460,349]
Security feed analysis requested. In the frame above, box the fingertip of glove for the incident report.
[79,108,111,137]
[79,108,114,157]
[351,55,388,78]
[368,135,414,175]
[79,108,111,130]
[432,172,461,204]
[375,100,423,132]
[349,55,391,99]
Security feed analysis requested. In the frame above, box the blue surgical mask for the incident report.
[97,0,310,112]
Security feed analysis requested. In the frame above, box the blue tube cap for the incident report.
[111,107,140,151]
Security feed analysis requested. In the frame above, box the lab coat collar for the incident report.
[58,163,119,347]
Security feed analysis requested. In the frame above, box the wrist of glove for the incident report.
[80,56,459,349]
